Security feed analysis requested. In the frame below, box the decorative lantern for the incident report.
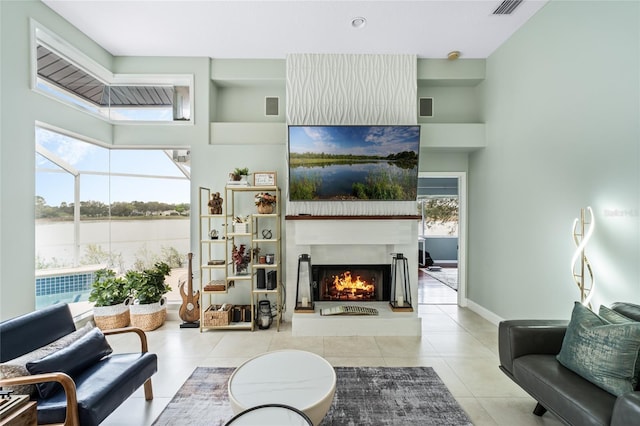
[295,254,315,312]
[256,300,273,329]
[389,253,413,312]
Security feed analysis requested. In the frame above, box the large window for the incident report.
[32,22,192,123]
[35,127,190,309]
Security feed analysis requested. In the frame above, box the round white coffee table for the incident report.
[228,350,336,426]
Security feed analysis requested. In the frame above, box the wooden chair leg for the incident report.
[533,402,547,416]
[144,378,154,401]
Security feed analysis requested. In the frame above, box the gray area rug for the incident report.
[423,268,458,291]
[152,366,472,426]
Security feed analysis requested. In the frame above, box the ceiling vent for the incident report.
[492,0,523,15]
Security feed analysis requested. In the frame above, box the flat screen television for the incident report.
[288,125,421,201]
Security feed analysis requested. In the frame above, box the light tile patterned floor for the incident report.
[101,276,564,426]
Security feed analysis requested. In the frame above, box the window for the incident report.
[32,22,192,123]
[35,126,190,309]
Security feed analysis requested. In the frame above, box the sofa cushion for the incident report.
[513,354,617,426]
[557,302,640,396]
[35,353,158,426]
[600,305,636,324]
[0,322,93,396]
[26,327,113,398]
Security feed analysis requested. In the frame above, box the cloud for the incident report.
[36,128,94,166]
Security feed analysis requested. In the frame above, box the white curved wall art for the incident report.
[286,54,417,216]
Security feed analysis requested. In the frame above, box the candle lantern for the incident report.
[295,254,315,313]
[389,253,413,312]
[256,300,273,329]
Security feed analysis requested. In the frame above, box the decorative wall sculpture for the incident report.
[571,206,596,308]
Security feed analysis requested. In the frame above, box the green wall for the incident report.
[0,1,211,319]
[470,0,640,319]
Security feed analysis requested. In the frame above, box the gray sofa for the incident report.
[0,303,157,426]
[499,302,640,426]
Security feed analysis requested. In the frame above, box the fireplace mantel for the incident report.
[285,215,422,336]
[285,215,420,220]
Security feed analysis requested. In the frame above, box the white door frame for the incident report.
[418,171,467,306]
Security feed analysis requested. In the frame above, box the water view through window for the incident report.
[35,127,190,309]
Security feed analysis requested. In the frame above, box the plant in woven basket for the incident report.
[126,262,172,304]
[89,269,131,307]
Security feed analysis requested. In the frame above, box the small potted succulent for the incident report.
[230,167,249,182]
[255,192,277,214]
[127,262,172,331]
[89,268,132,330]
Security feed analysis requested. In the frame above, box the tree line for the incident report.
[35,196,190,219]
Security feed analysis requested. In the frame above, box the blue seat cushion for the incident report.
[35,352,157,426]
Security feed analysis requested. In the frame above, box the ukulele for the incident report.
[179,253,200,323]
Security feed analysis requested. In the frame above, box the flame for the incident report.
[332,271,374,294]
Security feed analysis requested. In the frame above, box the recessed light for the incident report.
[351,17,367,29]
[447,51,461,60]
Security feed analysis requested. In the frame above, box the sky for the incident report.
[289,125,420,157]
[35,128,190,206]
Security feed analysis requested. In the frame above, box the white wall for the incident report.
[469,0,640,319]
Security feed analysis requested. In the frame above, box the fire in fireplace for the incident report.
[312,264,391,302]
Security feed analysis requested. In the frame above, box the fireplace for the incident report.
[312,264,391,302]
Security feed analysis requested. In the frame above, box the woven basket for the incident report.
[203,304,233,327]
[130,298,167,331]
[93,299,131,330]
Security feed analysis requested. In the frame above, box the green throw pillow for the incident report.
[557,302,640,396]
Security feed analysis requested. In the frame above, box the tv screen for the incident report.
[288,125,421,201]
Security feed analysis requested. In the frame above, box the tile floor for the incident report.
[101,274,563,426]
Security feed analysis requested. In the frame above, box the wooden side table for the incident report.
[0,395,37,426]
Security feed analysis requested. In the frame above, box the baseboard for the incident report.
[464,299,504,326]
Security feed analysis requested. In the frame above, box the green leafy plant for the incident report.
[88,269,131,307]
[231,167,249,180]
[126,261,172,305]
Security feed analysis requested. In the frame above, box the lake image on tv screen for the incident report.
[288,126,420,201]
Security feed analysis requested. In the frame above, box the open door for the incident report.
[417,172,467,306]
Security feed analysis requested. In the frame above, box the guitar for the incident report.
[179,253,200,323]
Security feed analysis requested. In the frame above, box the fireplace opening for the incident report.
[312,264,391,302]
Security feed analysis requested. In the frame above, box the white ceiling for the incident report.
[43,0,549,59]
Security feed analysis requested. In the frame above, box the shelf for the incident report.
[200,239,225,244]
[227,275,252,281]
[202,323,253,330]
[253,289,279,295]
[252,264,278,269]
[201,214,225,219]
[253,238,279,243]
[228,232,252,237]
[202,264,226,269]
[202,289,228,294]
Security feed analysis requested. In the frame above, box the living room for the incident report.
[1,1,639,425]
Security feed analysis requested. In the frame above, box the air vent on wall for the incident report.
[265,97,279,116]
[419,98,433,118]
[493,0,523,15]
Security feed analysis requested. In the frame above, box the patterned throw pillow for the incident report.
[557,302,640,396]
[0,322,94,396]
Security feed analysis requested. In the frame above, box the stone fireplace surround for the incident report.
[285,216,422,336]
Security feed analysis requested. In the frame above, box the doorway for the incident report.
[417,172,466,305]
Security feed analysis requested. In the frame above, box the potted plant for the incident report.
[255,192,277,214]
[89,268,132,330]
[230,167,249,182]
[127,262,172,331]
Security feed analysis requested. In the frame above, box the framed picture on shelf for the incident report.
[254,171,277,186]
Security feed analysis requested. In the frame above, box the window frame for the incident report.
[30,20,194,125]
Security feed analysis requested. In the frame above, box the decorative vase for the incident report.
[93,297,132,330]
[129,297,167,331]
[257,203,274,214]
[235,264,249,275]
